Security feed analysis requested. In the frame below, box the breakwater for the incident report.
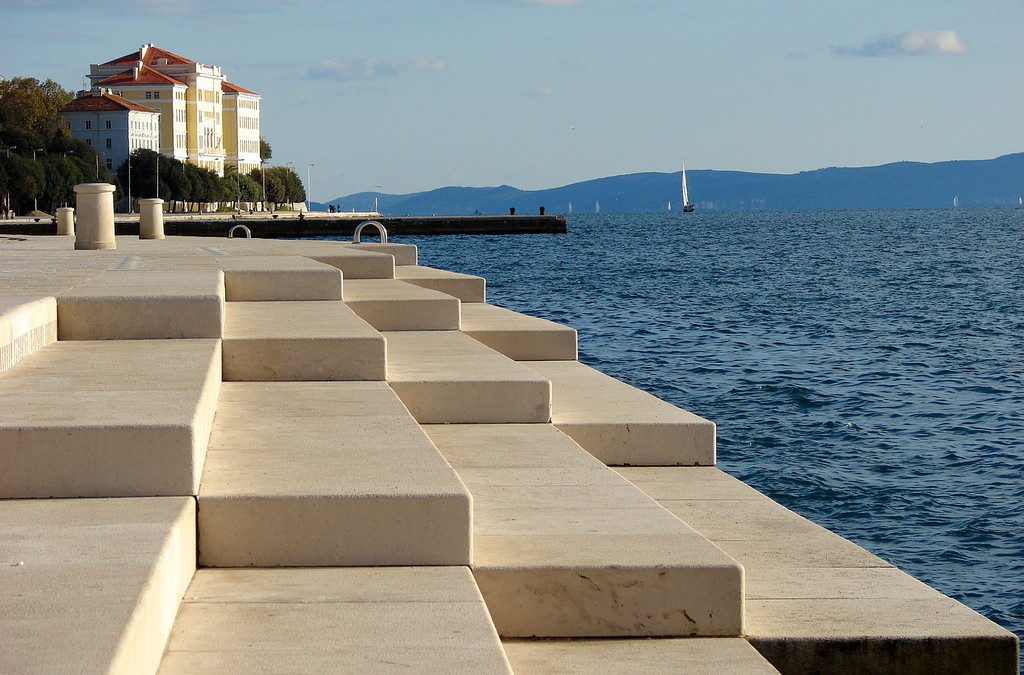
[0,212,567,238]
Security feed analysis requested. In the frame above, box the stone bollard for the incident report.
[138,198,165,239]
[73,183,116,250]
[56,207,75,236]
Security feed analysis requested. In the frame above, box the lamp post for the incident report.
[127,151,132,214]
[259,158,267,213]
[306,163,314,213]
[33,148,43,212]
[5,145,15,158]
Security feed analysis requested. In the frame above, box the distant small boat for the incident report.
[595,200,600,214]
[953,195,959,207]
[681,162,695,212]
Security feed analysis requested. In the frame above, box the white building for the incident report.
[60,88,161,174]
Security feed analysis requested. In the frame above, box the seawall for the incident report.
[0,211,567,237]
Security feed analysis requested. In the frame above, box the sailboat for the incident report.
[681,162,695,212]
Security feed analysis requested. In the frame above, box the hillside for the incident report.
[320,153,1024,215]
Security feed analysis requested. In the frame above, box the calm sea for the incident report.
[393,208,1023,639]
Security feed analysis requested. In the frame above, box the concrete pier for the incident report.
[0,233,1017,674]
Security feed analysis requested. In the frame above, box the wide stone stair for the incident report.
[0,236,1016,674]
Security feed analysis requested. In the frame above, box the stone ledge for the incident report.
[198,382,472,567]
[0,296,57,374]
[523,360,715,466]
[0,339,221,498]
[0,497,196,675]
[461,303,577,361]
[159,567,512,674]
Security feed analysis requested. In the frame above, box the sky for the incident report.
[1,0,1021,201]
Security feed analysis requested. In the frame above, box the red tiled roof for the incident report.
[61,91,159,114]
[101,44,194,67]
[222,81,259,96]
[97,65,184,87]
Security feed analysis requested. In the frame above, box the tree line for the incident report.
[0,76,305,215]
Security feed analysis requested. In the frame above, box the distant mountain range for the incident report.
[317,153,1024,215]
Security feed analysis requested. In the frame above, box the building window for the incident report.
[106,158,112,170]
[105,138,112,149]
[86,139,92,146]
[145,91,152,99]
[154,92,160,99]
[105,120,111,129]
[85,120,92,130]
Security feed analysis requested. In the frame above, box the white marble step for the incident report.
[617,466,1021,674]
[502,638,779,674]
[1,497,195,675]
[396,264,487,302]
[385,330,551,424]
[344,279,461,331]
[426,424,744,638]
[57,269,224,340]
[217,255,343,301]
[522,360,716,466]
[198,382,472,567]
[158,567,511,674]
[0,296,56,374]
[0,339,221,498]
[222,301,385,381]
[461,303,577,361]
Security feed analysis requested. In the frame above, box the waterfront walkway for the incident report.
[0,233,1017,673]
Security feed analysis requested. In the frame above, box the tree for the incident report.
[259,137,272,161]
[0,77,73,141]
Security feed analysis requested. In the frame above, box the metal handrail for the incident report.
[353,220,387,244]
[227,224,252,239]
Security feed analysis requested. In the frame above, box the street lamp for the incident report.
[306,163,314,212]
[259,158,267,213]
[6,145,16,158]
[32,148,43,212]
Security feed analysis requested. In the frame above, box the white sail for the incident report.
[595,200,600,214]
[681,162,690,206]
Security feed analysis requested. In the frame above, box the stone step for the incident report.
[0,296,56,374]
[385,331,551,424]
[395,264,487,302]
[57,269,224,339]
[616,467,1021,675]
[209,239,401,279]
[461,303,577,361]
[0,339,221,498]
[425,424,744,638]
[522,360,716,466]
[344,279,461,331]
[158,567,511,674]
[342,241,419,266]
[222,301,385,381]
[502,638,780,674]
[304,246,397,279]
[1,497,196,675]
[216,255,343,301]
[198,382,472,567]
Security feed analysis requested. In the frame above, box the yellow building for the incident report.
[87,44,260,177]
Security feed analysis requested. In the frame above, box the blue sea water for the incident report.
[391,208,1024,640]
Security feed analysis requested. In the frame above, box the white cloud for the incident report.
[309,57,447,82]
[834,30,968,57]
